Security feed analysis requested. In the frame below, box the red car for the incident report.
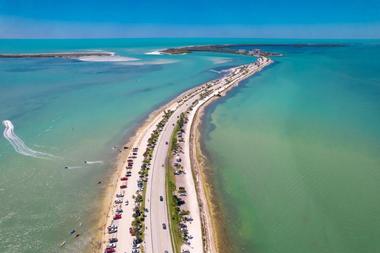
[120,177,128,181]
[113,214,122,220]
[105,248,115,253]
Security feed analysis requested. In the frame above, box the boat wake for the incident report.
[64,166,83,170]
[84,160,103,165]
[2,120,56,159]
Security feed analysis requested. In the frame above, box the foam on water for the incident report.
[76,55,139,62]
[145,50,162,55]
[2,120,56,159]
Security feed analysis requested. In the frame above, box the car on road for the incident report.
[109,237,118,243]
[162,223,167,229]
[105,247,115,253]
[165,141,168,145]
[107,228,117,234]
[113,213,122,220]
[107,243,117,248]
[160,196,163,201]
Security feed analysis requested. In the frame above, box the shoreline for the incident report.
[89,100,178,253]
[98,57,273,253]
[190,97,221,253]
[88,111,154,252]
[190,59,273,253]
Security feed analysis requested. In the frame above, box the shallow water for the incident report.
[1,38,379,253]
[202,43,380,253]
[0,38,253,253]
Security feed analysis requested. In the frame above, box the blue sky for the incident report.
[0,0,379,38]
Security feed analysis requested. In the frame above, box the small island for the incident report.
[160,44,284,57]
[160,43,346,57]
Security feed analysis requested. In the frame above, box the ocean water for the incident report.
[1,38,379,253]
[0,38,254,253]
[202,42,380,253]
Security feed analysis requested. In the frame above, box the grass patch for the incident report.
[166,121,184,253]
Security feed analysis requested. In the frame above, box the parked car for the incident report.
[108,228,117,234]
[109,237,118,243]
[162,223,167,230]
[107,243,117,248]
[113,214,122,220]
[105,247,115,253]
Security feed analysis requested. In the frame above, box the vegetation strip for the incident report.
[166,113,188,253]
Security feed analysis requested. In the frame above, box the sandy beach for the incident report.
[88,103,169,253]
[96,84,207,253]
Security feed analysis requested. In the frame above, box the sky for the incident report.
[0,0,379,38]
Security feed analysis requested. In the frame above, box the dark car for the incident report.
[109,237,118,243]
[162,223,167,230]
[160,196,163,201]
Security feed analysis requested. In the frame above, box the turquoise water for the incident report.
[202,43,380,253]
[1,39,379,253]
[0,39,254,253]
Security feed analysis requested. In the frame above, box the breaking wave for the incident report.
[2,120,56,159]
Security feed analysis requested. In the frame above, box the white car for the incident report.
[108,243,117,248]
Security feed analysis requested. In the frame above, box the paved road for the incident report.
[144,58,272,253]
[145,102,195,253]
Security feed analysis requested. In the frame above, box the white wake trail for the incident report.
[84,160,103,165]
[2,120,56,159]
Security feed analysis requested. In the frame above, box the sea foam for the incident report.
[2,120,56,159]
[145,50,162,55]
[76,55,139,62]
